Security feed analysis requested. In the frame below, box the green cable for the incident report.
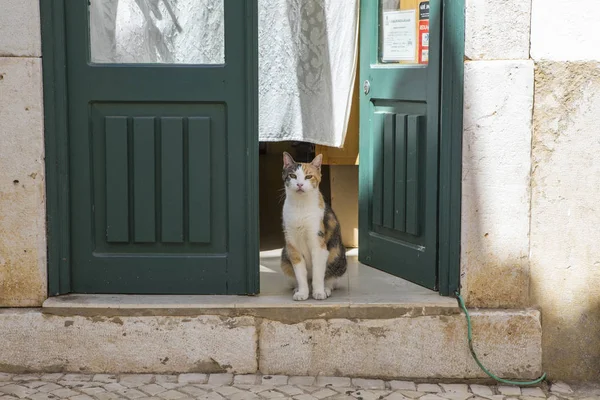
[455,291,547,386]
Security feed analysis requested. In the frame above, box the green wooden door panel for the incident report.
[359,0,441,290]
[188,117,212,244]
[132,117,156,243]
[57,0,258,294]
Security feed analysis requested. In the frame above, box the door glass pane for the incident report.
[379,0,429,65]
[89,0,225,64]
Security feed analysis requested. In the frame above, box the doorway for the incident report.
[42,0,463,297]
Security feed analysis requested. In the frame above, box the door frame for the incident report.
[437,0,464,296]
[40,0,259,295]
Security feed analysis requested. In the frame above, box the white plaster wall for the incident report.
[531,0,600,61]
[0,1,46,306]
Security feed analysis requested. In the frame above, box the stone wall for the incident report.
[0,0,47,306]
[529,0,600,381]
[461,0,600,379]
[460,0,534,308]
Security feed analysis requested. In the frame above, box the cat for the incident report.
[280,152,347,301]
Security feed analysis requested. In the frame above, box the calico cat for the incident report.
[280,152,347,301]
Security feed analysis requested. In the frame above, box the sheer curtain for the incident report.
[89,0,358,147]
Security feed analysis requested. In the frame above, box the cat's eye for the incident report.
[305,175,313,179]
[289,174,297,179]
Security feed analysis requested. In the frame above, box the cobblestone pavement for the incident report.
[0,373,598,400]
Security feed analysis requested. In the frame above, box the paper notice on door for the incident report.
[381,10,416,62]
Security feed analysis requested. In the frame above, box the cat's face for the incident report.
[282,152,322,195]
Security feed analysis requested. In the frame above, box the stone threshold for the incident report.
[0,307,542,379]
[42,294,459,323]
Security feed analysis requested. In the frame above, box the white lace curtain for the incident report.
[90,0,359,147]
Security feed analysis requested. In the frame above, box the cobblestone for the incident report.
[390,381,417,391]
[261,376,288,387]
[208,374,234,386]
[288,378,315,387]
[440,392,473,400]
[521,388,546,398]
[234,376,259,386]
[418,384,443,393]
[315,377,351,388]
[549,382,574,395]
[441,384,470,394]
[178,374,208,385]
[499,386,522,396]
[351,379,385,390]
[470,384,494,397]
[0,374,594,399]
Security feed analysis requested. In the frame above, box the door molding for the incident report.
[40,0,259,295]
[438,0,464,295]
[41,1,70,295]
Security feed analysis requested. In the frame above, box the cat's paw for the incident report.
[293,290,309,301]
[312,289,329,300]
[324,287,332,297]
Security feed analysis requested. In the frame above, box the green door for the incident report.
[61,1,258,294]
[359,0,440,289]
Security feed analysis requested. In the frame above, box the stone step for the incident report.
[0,296,542,379]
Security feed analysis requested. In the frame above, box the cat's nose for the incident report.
[297,183,303,188]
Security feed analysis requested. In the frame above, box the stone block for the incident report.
[461,60,534,308]
[0,312,257,373]
[465,0,531,60]
[0,0,41,57]
[531,0,600,61]
[0,57,46,307]
[259,311,542,379]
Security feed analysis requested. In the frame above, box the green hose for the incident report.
[455,291,547,386]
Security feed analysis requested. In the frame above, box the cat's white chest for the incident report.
[283,201,323,268]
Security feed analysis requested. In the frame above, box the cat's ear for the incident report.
[310,154,323,169]
[283,152,296,169]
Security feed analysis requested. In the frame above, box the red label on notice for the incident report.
[418,20,429,64]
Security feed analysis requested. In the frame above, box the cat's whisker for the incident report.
[277,188,287,204]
